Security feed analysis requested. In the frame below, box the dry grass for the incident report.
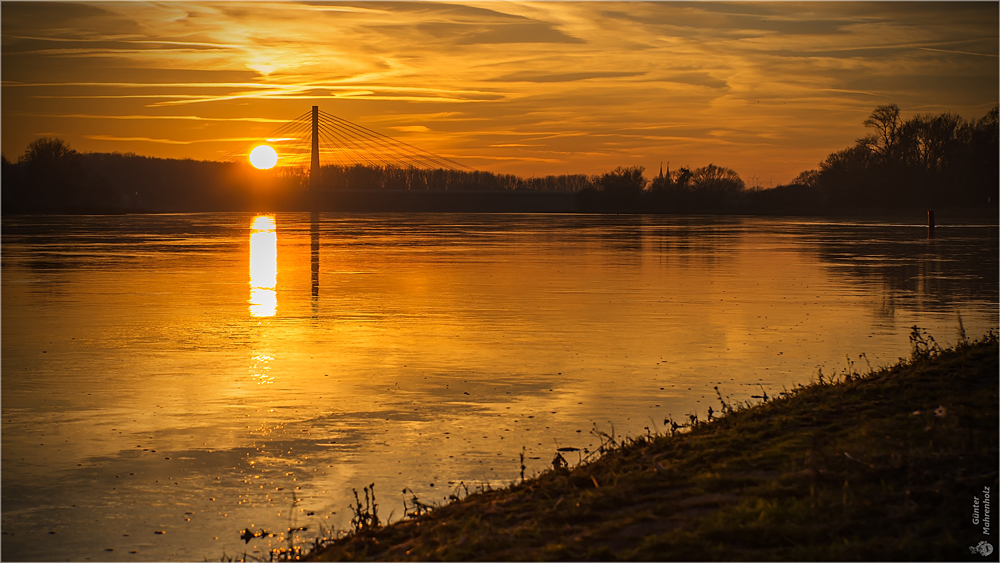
[294,331,998,561]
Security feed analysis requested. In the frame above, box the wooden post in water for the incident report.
[927,210,935,237]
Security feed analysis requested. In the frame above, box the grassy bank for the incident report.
[300,331,997,561]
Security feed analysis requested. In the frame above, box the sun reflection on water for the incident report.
[251,353,275,384]
[249,215,277,317]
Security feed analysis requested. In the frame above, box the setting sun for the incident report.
[249,145,278,170]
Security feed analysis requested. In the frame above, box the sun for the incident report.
[249,145,278,169]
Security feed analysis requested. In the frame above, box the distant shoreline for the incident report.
[6,105,996,218]
[2,189,998,222]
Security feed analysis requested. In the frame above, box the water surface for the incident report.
[3,213,996,561]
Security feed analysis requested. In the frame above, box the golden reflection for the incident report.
[250,353,275,385]
[249,215,277,317]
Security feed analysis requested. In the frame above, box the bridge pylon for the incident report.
[310,105,320,190]
[220,105,472,175]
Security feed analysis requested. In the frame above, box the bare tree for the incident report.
[20,137,77,167]
[596,165,647,194]
[900,113,963,171]
[689,164,745,194]
[861,104,903,164]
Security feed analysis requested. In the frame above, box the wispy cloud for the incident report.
[85,134,265,144]
[916,46,999,58]
[17,113,289,123]
[5,81,275,89]
[392,125,430,133]
[3,1,997,182]
[84,134,191,145]
[489,71,646,83]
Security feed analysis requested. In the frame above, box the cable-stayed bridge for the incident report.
[214,105,579,213]
[221,106,473,181]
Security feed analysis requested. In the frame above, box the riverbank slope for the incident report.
[307,333,998,561]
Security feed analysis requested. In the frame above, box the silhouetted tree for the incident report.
[900,113,963,171]
[2,139,309,213]
[578,165,645,211]
[672,167,693,190]
[805,103,998,209]
[316,164,592,192]
[861,104,904,164]
[689,164,745,196]
[9,137,84,210]
[4,103,995,215]
[596,166,648,194]
[643,163,747,212]
[21,137,77,167]
[791,169,820,187]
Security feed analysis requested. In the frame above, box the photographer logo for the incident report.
[969,541,993,557]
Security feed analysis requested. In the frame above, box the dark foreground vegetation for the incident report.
[3,104,997,215]
[272,330,998,562]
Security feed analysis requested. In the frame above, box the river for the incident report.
[2,212,996,561]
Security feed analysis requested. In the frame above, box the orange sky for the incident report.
[2,1,997,185]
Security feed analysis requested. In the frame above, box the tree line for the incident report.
[580,103,997,213]
[2,103,996,214]
[794,104,998,210]
[1,143,305,213]
[0,140,598,213]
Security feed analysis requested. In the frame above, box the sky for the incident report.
[2,1,998,185]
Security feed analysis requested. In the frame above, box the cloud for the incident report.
[2,1,997,183]
[455,22,585,45]
[662,72,728,90]
[6,81,275,89]
[490,71,645,83]
[84,134,191,145]
[392,125,430,132]
[16,112,289,123]
[916,47,999,58]
[85,134,267,145]
[459,154,561,163]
